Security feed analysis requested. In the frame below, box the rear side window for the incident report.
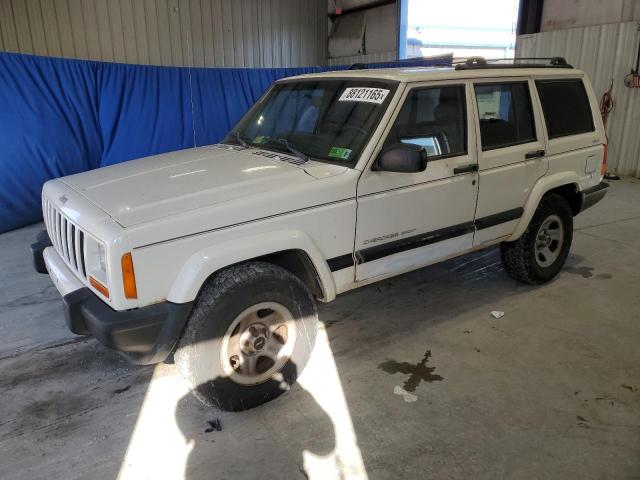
[536,79,594,139]
[474,82,536,150]
[384,85,467,158]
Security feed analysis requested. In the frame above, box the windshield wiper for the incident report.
[224,131,252,148]
[231,131,251,148]
[265,138,310,163]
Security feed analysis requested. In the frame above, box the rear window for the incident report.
[536,79,594,139]
[474,82,536,150]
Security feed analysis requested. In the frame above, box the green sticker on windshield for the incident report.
[328,147,352,160]
[253,135,269,144]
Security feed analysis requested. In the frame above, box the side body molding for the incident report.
[507,171,582,241]
[166,230,337,304]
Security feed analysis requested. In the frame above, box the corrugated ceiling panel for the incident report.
[517,21,640,176]
[0,0,327,67]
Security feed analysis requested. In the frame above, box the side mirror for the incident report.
[373,143,427,173]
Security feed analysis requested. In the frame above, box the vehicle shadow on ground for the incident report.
[174,365,337,479]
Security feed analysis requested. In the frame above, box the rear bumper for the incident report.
[33,231,193,365]
[580,182,609,212]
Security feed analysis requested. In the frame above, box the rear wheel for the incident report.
[501,193,573,284]
[175,261,318,411]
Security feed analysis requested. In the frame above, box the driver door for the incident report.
[354,81,479,282]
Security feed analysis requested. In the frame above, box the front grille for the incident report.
[43,197,88,279]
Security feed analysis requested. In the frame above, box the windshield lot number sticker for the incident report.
[339,87,389,104]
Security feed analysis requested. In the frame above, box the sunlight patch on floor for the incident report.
[298,324,368,480]
[116,365,193,480]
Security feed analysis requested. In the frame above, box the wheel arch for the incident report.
[546,183,582,216]
[508,172,582,241]
[166,230,337,304]
[252,249,325,299]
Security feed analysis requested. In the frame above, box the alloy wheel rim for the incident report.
[220,302,296,386]
[534,214,564,268]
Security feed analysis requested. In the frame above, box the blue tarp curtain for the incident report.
[0,52,450,232]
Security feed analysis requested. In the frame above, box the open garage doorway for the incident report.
[399,0,520,59]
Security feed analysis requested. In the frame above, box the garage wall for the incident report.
[328,50,396,66]
[0,0,327,67]
[540,0,640,32]
[327,1,397,66]
[517,21,640,176]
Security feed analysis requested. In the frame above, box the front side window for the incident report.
[474,82,536,150]
[536,79,594,139]
[225,79,397,166]
[384,85,467,158]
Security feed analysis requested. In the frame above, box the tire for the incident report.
[175,261,318,411]
[500,193,573,285]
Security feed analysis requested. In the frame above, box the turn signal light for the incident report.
[89,276,110,299]
[121,252,138,299]
[601,143,608,177]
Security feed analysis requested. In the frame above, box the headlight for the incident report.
[85,235,109,298]
[98,243,107,272]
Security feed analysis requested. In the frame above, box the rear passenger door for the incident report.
[471,78,548,246]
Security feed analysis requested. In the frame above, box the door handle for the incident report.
[453,164,478,175]
[525,149,546,159]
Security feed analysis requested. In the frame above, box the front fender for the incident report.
[507,172,581,241]
[166,230,337,304]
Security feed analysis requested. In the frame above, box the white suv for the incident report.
[32,57,609,410]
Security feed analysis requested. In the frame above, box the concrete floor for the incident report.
[1,178,639,480]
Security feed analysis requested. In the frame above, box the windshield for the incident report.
[223,79,397,166]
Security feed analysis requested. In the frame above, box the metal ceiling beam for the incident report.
[329,0,396,19]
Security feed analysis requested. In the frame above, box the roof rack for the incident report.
[454,56,573,70]
[347,53,454,70]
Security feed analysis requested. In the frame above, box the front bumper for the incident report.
[580,182,609,212]
[30,230,53,274]
[32,232,193,365]
[63,288,193,364]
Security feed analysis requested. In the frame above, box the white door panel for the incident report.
[355,174,476,280]
[356,232,474,281]
[472,78,548,246]
[355,81,479,282]
[478,140,545,171]
[474,157,547,244]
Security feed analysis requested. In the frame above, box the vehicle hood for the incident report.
[60,146,347,227]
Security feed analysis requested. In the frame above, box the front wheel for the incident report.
[501,193,573,284]
[175,262,318,411]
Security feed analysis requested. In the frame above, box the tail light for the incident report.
[601,143,608,177]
